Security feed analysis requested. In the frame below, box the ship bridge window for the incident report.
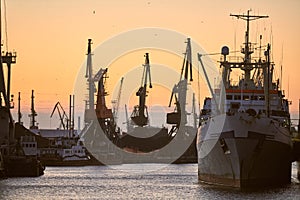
[251,96,258,100]
[271,96,278,100]
[234,95,241,100]
[258,96,265,100]
[243,95,250,100]
[226,95,233,100]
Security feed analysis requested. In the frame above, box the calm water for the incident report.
[0,163,299,200]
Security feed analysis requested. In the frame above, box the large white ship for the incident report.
[197,11,292,188]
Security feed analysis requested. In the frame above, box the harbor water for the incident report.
[0,163,299,199]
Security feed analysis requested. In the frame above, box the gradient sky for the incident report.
[3,0,300,128]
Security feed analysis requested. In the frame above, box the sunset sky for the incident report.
[3,0,300,128]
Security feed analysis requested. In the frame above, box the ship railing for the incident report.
[220,55,268,64]
[220,55,244,63]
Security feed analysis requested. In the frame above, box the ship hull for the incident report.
[119,127,172,153]
[197,113,292,188]
[40,159,101,167]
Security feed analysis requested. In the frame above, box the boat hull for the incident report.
[4,156,44,177]
[197,113,292,188]
[40,159,101,166]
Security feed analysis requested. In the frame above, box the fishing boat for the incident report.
[197,10,292,188]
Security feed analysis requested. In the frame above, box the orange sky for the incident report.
[3,0,300,128]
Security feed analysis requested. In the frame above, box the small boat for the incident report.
[38,138,100,166]
[197,10,292,188]
[4,155,44,177]
[3,123,45,177]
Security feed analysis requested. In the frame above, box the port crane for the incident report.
[130,53,152,127]
[112,77,124,126]
[167,38,193,133]
[84,39,96,124]
[94,68,119,140]
[50,101,69,130]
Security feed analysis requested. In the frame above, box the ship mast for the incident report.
[29,90,38,129]
[18,92,22,124]
[84,39,96,124]
[230,10,268,83]
[86,39,94,111]
[0,0,17,150]
[227,11,272,116]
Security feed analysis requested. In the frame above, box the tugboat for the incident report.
[197,10,292,188]
[37,138,97,166]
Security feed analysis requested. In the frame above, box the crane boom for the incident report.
[50,101,69,130]
[112,77,124,125]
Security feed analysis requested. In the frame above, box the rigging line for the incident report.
[200,50,240,56]
[280,43,283,91]
[234,17,237,57]
[270,23,274,62]
[3,0,8,50]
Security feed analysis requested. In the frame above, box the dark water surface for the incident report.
[0,163,299,199]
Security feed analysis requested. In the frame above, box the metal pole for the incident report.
[18,92,21,123]
[72,94,75,135]
[298,99,300,133]
[69,95,71,138]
